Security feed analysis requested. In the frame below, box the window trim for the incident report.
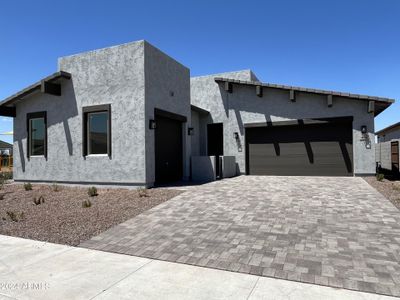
[82,104,111,158]
[86,111,109,156]
[26,111,47,159]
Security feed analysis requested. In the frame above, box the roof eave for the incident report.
[0,71,72,108]
[214,77,395,103]
[375,121,400,135]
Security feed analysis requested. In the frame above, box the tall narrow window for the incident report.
[88,112,108,154]
[83,105,111,157]
[27,112,47,157]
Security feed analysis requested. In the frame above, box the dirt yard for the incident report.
[363,176,400,210]
[0,183,181,246]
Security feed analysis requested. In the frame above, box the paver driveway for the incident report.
[81,176,400,297]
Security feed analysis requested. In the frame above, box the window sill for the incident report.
[29,155,45,158]
[85,154,109,157]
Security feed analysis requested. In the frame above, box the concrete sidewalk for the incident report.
[0,235,395,300]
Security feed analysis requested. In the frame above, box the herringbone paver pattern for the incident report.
[80,176,400,297]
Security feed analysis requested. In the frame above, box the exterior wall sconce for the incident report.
[188,127,194,136]
[149,119,157,130]
[361,125,367,134]
[234,132,242,152]
[360,125,371,149]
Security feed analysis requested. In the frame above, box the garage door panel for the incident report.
[249,166,350,176]
[246,122,353,176]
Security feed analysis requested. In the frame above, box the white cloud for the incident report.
[1,117,12,122]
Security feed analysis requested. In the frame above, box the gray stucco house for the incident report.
[0,40,395,186]
[0,140,13,156]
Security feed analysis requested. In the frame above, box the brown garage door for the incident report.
[245,120,353,176]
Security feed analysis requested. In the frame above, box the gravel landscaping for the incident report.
[363,176,400,210]
[0,182,181,246]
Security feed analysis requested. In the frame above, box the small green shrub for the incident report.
[376,174,385,181]
[138,187,149,198]
[0,172,13,181]
[6,211,24,222]
[0,172,12,190]
[52,182,60,192]
[82,199,92,208]
[24,182,33,191]
[33,195,45,205]
[87,186,98,197]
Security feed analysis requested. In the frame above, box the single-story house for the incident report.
[376,122,400,143]
[0,40,395,186]
[0,140,13,156]
[375,122,400,173]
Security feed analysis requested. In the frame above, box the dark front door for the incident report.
[207,123,223,178]
[246,120,353,176]
[155,115,183,183]
[207,123,223,156]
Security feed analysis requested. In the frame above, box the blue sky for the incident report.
[0,0,399,144]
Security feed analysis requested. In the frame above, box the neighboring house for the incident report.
[0,140,12,156]
[0,40,395,186]
[376,122,400,142]
[376,122,400,173]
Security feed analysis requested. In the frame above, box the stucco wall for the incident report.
[221,156,236,178]
[191,156,216,182]
[144,42,191,185]
[191,72,376,175]
[190,109,208,157]
[191,70,255,158]
[13,41,147,185]
[191,110,200,156]
[191,70,255,124]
